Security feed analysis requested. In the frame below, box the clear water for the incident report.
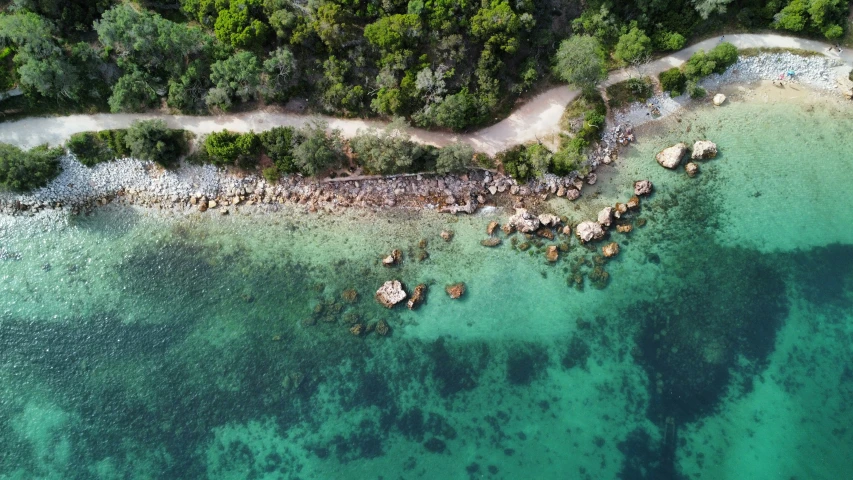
[1,88,852,479]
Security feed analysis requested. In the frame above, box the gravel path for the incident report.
[1,34,850,156]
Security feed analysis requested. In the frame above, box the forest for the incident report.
[1,0,849,131]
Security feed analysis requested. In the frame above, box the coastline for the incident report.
[1,50,851,221]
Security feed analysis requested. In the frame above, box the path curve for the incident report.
[0,34,850,155]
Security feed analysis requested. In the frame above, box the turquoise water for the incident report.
[1,89,852,479]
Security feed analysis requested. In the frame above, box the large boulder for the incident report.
[712,93,726,106]
[480,238,501,247]
[685,162,699,177]
[656,143,687,169]
[407,284,426,310]
[576,221,605,243]
[508,208,541,233]
[597,207,614,227]
[634,180,653,196]
[486,221,500,235]
[545,245,559,262]
[445,282,466,299]
[691,141,718,160]
[375,280,407,308]
[565,188,581,201]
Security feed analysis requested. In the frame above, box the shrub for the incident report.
[98,130,130,159]
[435,142,473,174]
[659,68,687,96]
[687,80,706,99]
[125,120,188,168]
[262,166,280,183]
[708,42,738,72]
[685,43,738,80]
[654,31,686,51]
[67,132,113,166]
[260,127,296,174]
[497,143,551,181]
[203,130,260,167]
[614,27,651,65]
[0,143,63,192]
[351,118,424,174]
[292,121,343,176]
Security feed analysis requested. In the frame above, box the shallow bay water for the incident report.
[0,86,852,479]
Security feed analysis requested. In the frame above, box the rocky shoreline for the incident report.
[0,124,635,218]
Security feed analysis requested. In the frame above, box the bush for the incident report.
[67,132,113,166]
[0,143,63,192]
[659,67,687,96]
[435,142,473,174]
[97,130,130,159]
[687,80,706,99]
[550,148,584,176]
[260,127,296,174]
[203,130,260,167]
[685,43,738,80]
[497,144,551,181]
[654,31,686,51]
[292,121,343,176]
[708,42,738,72]
[262,166,280,183]
[125,120,188,168]
[351,118,425,174]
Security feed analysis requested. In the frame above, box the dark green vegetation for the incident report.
[0,142,62,191]
[606,77,653,109]
[658,42,740,97]
[67,121,190,168]
[2,0,849,126]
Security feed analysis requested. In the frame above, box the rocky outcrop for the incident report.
[656,144,687,169]
[713,93,726,106]
[375,280,407,308]
[538,213,560,227]
[602,242,619,258]
[576,221,605,243]
[685,162,699,177]
[382,249,402,266]
[445,282,465,299]
[691,141,718,160]
[626,195,640,210]
[501,223,515,235]
[616,224,633,233]
[508,208,540,233]
[634,180,653,196]
[486,221,499,235]
[597,207,614,227]
[545,245,559,262]
[536,228,555,240]
[480,238,501,247]
[407,284,426,309]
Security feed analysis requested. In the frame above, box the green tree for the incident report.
[67,132,113,166]
[125,120,186,168]
[653,31,686,51]
[470,0,531,54]
[96,4,206,76]
[214,0,270,49]
[0,143,63,192]
[553,36,606,89]
[109,69,159,113]
[262,46,296,100]
[15,51,82,101]
[659,67,686,95]
[550,147,584,176]
[167,60,211,112]
[0,12,59,58]
[420,89,477,130]
[693,0,735,19]
[363,14,422,51]
[206,51,262,110]
[292,121,343,176]
[614,27,651,65]
[435,142,473,174]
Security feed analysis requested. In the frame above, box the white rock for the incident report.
[576,221,605,243]
[691,140,718,160]
[712,93,726,106]
[656,143,687,169]
[375,280,407,308]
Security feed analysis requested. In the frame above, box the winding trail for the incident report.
[0,34,850,155]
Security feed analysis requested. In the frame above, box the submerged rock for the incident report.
[656,143,687,169]
[486,221,500,235]
[685,162,699,177]
[501,223,515,235]
[616,224,633,233]
[691,141,718,160]
[376,280,407,308]
[634,180,653,196]
[535,228,555,240]
[480,237,501,247]
[602,242,620,258]
[375,319,390,336]
[565,188,581,201]
[445,282,466,299]
[407,284,426,309]
[546,245,559,262]
[508,208,541,233]
[576,221,605,243]
[440,230,454,242]
[626,195,641,209]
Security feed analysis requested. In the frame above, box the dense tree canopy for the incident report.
[553,36,607,89]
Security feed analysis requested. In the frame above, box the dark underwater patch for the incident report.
[788,243,853,309]
[506,343,550,385]
[427,337,490,397]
